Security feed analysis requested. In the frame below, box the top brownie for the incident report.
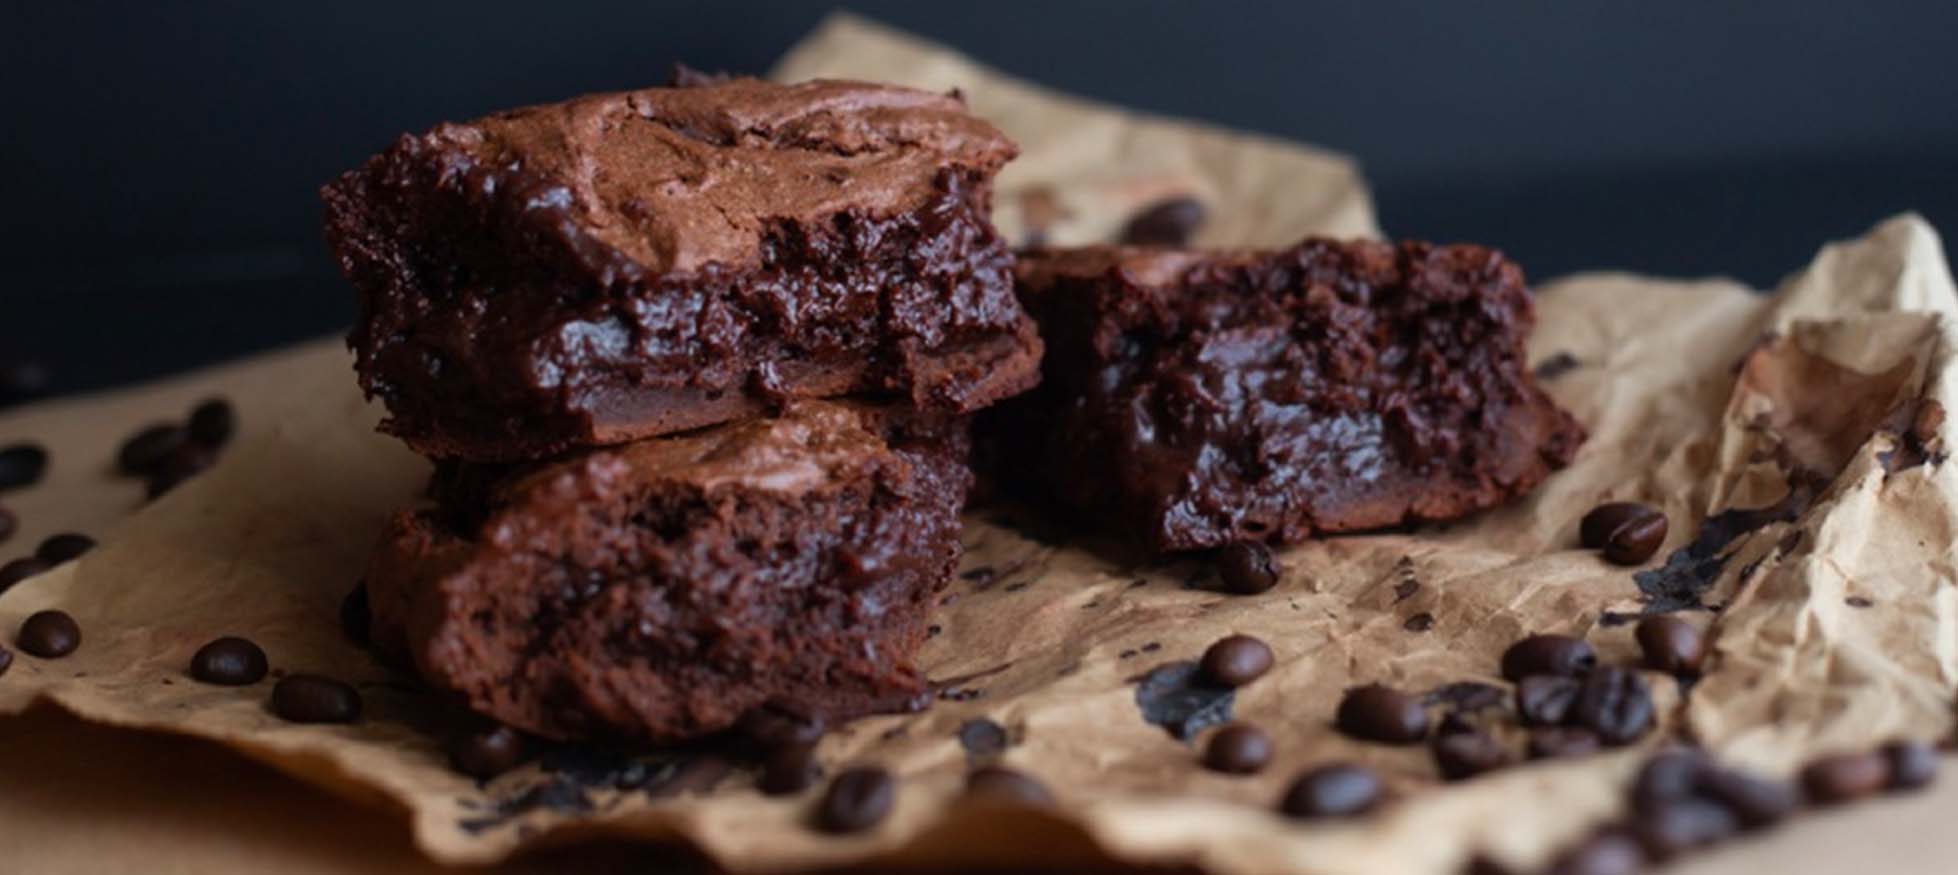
[323,76,1041,461]
[991,239,1585,553]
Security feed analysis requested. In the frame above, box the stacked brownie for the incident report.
[323,75,1041,742]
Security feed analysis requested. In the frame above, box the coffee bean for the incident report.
[1118,196,1206,246]
[1696,767,1797,829]
[735,700,827,752]
[964,766,1054,807]
[35,532,94,565]
[1799,751,1890,804]
[1216,541,1278,594]
[0,361,50,406]
[117,423,187,475]
[1199,634,1273,687]
[1278,763,1382,819]
[1630,748,1709,813]
[1882,739,1937,791]
[759,744,823,796]
[1500,634,1596,681]
[1527,727,1602,760]
[271,674,362,724]
[1516,674,1583,726]
[0,645,12,676]
[187,398,236,448]
[0,443,49,491]
[1572,666,1653,745]
[1632,798,1737,862]
[340,582,370,644]
[814,766,895,834]
[1635,615,1705,675]
[1546,830,1645,875]
[447,725,528,779]
[1433,729,1512,781]
[1202,723,1273,774]
[1580,502,1668,565]
[189,636,268,685]
[1335,684,1429,744]
[16,610,80,657]
[145,442,215,499]
[0,557,50,592]
[0,504,16,544]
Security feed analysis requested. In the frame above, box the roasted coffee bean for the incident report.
[1632,798,1737,862]
[1199,634,1273,687]
[1216,541,1279,594]
[1500,634,1596,681]
[1433,729,1512,781]
[1516,674,1583,726]
[1883,739,1938,791]
[145,442,215,499]
[340,582,370,644]
[814,766,895,834]
[1630,748,1709,813]
[35,532,95,565]
[1335,684,1429,744]
[1580,502,1668,565]
[1572,666,1653,745]
[1279,763,1382,819]
[0,504,16,544]
[448,725,529,779]
[0,557,50,592]
[189,636,268,685]
[736,700,827,752]
[1546,830,1645,875]
[187,398,237,448]
[1202,724,1273,774]
[1696,767,1797,829]
[1527,727,1602,760]
[1635,615,1705,675]
[1799,751,1890,804]
[1118,195,1206,246]
[0,443,49,491]
[759,744,823,796]
[116,423,187,475]
[16,610,80,658]
[271,674,362,724]
[964,766,1054,807]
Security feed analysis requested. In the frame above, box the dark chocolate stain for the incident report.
[1426,681,1508,713]
[1119,649,1138,659]
[1403,612,1436,632]
[926,624,942,639]
[1133,661,1235,741]
[958,718,1010,764]
[460,778,592,834]
[642,756,730,798]
[1846,596,1874,608]
[1141,642,1162,653]
[1393,580,1422,602]
[960,566,996,585]
[1631,475,1821,615]
[1004,581,1029,593]
[1533,351,1581,380]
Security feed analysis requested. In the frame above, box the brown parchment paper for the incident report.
[3,13,1957,875]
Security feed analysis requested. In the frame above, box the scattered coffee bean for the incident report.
[1630,748,1709,813]
[0,557,50,592]
[1335,684,1429,744]
[964,766,1054,807]
[1580,502,1668,565]
[1882,739,1938,791]
[1632,798,1737,862]
[189,636,268,685]
[1572,666,1653,745]
[145,442,215,498]
[1216,541,1278,594]
[35,532,95,565]
[1202,723,1273,775]
[0,645,11,676]
[1516,674,1583,726]
[1696,767,1798,829]
[187,398,237,447]
[16,610,80,658]
[1546,830,1645,875]
[1199,634,1273,687]
[448,724,529,779]
[736,700,827,752]
[759,744,823,796]
[116,423,188,475]
[1500,634,1596,681]
[1528,727,1602,760]
[0,443,49,491]
[1118,195,1206,246]
[271,673,362,723]
[340,582,370,644]
[1799,751,1890,804]
[0,504,16,544]
[814,766,896,834]
[1279,763,1382,819]
[1433,729,1512,781]
[1635,615,1705,675]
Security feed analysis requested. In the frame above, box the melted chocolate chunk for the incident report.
[1134,661,1235,741]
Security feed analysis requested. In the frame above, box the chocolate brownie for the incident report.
[323,77,1041,462]
[989,239,1584,553]
[363,401,967,743]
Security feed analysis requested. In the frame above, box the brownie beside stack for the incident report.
[324,76,1040,742]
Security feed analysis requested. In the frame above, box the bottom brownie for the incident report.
[364,401,969,743]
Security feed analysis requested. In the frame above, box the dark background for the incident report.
[6,2,1957,399]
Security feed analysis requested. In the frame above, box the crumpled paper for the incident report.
[2,12,1955,875]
